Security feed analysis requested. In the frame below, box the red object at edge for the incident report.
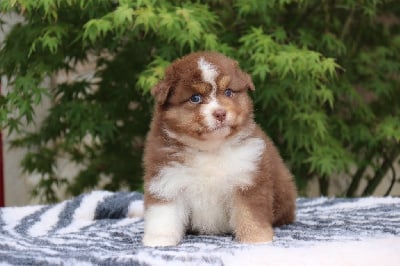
[0,82,4,207]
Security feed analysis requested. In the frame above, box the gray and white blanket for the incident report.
[0,191,399,265]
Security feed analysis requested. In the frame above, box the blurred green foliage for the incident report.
[0,0,399,202]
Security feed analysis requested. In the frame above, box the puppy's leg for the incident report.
[232,188,274,243]
[142,201,186,247]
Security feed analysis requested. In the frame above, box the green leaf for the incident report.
[83,19,112,43]
[137,57,170,93]
[133,6,157,33]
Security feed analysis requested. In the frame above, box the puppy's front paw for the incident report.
[237,234,273,244]
[142,233,181,247]
[236,226,274,244]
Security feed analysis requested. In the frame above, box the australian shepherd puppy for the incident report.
[142,51,297,247]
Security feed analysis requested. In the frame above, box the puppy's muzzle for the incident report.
[213,109,227,122]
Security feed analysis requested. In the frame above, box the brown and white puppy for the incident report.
[142,51,296,247]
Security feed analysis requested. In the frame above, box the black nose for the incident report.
[213,109,227,122]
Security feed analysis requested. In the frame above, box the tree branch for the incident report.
[346,151,375,197]
[384,160,398,196]
[362,149,399,196]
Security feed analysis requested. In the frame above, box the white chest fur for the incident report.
[149,137,265,234]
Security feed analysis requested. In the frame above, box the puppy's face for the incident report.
[151,52,255,143]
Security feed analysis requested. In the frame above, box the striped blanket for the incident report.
[0,191,399,265]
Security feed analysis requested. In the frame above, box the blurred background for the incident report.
[0,0,399,206]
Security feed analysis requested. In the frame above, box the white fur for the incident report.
[148,136,266,235]
[142,203,187,247]
[201,96,224,130]
[197,57,218,89]
[198,57,231,131]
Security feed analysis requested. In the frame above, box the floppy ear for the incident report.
[233,60,255,91]
[151,79,173,105]
[245,73,255,91]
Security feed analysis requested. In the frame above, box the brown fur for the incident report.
[143,51,296,245]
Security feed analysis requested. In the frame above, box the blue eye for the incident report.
[224,88,233,97]
[190,94,202,104]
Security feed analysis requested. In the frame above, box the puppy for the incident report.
[142,51,296,247]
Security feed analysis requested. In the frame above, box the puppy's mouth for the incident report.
[209,123,229,132]
[202,123,231,137]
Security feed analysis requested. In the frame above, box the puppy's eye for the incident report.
[224,88,233,97]
[190,94,202,104]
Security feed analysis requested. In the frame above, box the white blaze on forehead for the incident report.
[197,57,223,130]
[197,57,218,89]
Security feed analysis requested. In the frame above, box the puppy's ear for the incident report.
[151,80,173,105]
[245,73,255,91]
[234,61,255,91]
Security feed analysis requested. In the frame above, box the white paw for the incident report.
[142,233,181,247]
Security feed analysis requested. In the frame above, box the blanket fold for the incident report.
[0,191,399,265]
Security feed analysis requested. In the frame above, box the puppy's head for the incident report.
[151,52,255,145]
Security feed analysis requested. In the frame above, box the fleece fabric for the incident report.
[0,191,399,265]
